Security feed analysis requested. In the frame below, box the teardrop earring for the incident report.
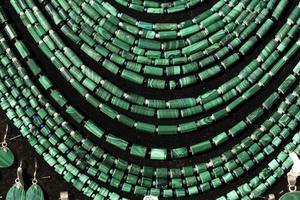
[280,152,300,200]
[0,125,15,168]
[6,161,26,200]
[26,159,45,200]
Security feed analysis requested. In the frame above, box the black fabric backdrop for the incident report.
[0,0,300,199]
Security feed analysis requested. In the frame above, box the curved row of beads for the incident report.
[51,0,288,65]
[16,0,298,115]
[216,131,300,200]
[114,0,203,14]
[42,0,284,91]
[1,61,298,199]
[17,0,297,117]
[0,33,299,198]
[11,0,300,136]
[0,24,299,196]
[1,8,299,166]
[47,0,266,74]
[27,0,300,117]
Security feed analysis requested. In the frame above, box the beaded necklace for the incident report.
[46,0,275,89]
[9,0,300,137]
[1,7,299,163]
[114,0,204,14]
[0,23,300,198]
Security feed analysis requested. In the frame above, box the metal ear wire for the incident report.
[4,124,8,141]
[32,158,38,184]
[15,160,24,188]
[16,160,22,180]
[1,124,8,149]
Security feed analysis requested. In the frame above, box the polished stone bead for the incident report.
[143,66,163,76]
[135,122,155,133]
[121,70,144,85]
[227,190,239,200]
[171,147,188,158]
[182,40,209,55]
[179,122,197,133]
[66,106,84,123]
[106,135,128,150]
[168,98,196,109]
[190,141,212,154]
[212,132,229,146]
[150,148,166,160]
[157,109,179,119]
[147,79,165,89]
[199,171,211,183]
[138,38,160,50]
[157,125,177,135]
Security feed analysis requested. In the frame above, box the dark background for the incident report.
[0,0,300,199]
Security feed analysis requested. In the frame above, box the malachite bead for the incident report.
[171,147,188,158]
[130,144,146,157]
[190,141,212,154]
[150,148,167,160]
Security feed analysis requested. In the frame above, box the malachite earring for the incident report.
[0,125,15,168]
[280,192,300,200]
[6,161,26,200]
[279,153,300,200]
[26,159,45,200]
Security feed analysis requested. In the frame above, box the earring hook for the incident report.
[4,124,8,141]
[1,124,8,149]
[15,160,24,188]
[32,158,38,184]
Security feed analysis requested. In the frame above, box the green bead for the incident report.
[171,147,188,158]
[84,121,104,138]
[212,132,229,146]
[135,122,155,133]
[179,122,197,133]
[121,70,144,85]
[157,109,179,119]
[227,190,239,200]
[157,125,177,135]
[0,147,15,168]
[138,38,160,50]
[237,184,252,196]
[190,141,212,155]
[199,171,211,183]
[150,148,167,160]
[130,144,146,158]
[106,135,128,151]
